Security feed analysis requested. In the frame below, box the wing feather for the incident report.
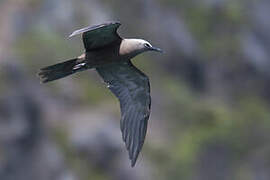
[96,61,151,167]
[69,21,121,51]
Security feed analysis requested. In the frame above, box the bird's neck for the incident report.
[119,39,145,58]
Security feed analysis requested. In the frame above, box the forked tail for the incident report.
[38,58,87,83]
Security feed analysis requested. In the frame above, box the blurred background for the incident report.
[1,0,270,179]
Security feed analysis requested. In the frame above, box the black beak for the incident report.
[150,46,163,53]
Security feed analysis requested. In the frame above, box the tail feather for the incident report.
[38,58,86,83]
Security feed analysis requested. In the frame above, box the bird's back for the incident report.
[85,40,125,67]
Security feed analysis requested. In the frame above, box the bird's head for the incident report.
[121,39,163,58]
[133,39,163,53]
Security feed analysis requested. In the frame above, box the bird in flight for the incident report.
[38,21,162,167]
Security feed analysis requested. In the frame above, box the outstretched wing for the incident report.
[96,61,151,167]
[69,21,121,51]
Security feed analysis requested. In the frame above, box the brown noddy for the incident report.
[38,21,162,167]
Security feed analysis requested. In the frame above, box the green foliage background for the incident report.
[0,0,270,179]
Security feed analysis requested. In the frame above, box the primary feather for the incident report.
[96,61,151,167]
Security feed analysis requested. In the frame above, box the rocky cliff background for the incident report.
[0,0,270,179]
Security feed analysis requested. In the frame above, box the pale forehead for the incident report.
[131,39,151,45]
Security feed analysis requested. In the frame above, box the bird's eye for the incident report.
[144,43,151,48]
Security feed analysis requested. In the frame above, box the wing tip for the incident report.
[129,148,140,167]
[130,151,140,167]
[68,32,75,38]
[68,21,121,38]
[131,160,136,167]
[68,30,81,38]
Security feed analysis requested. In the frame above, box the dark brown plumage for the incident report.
[38,21,162,167]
